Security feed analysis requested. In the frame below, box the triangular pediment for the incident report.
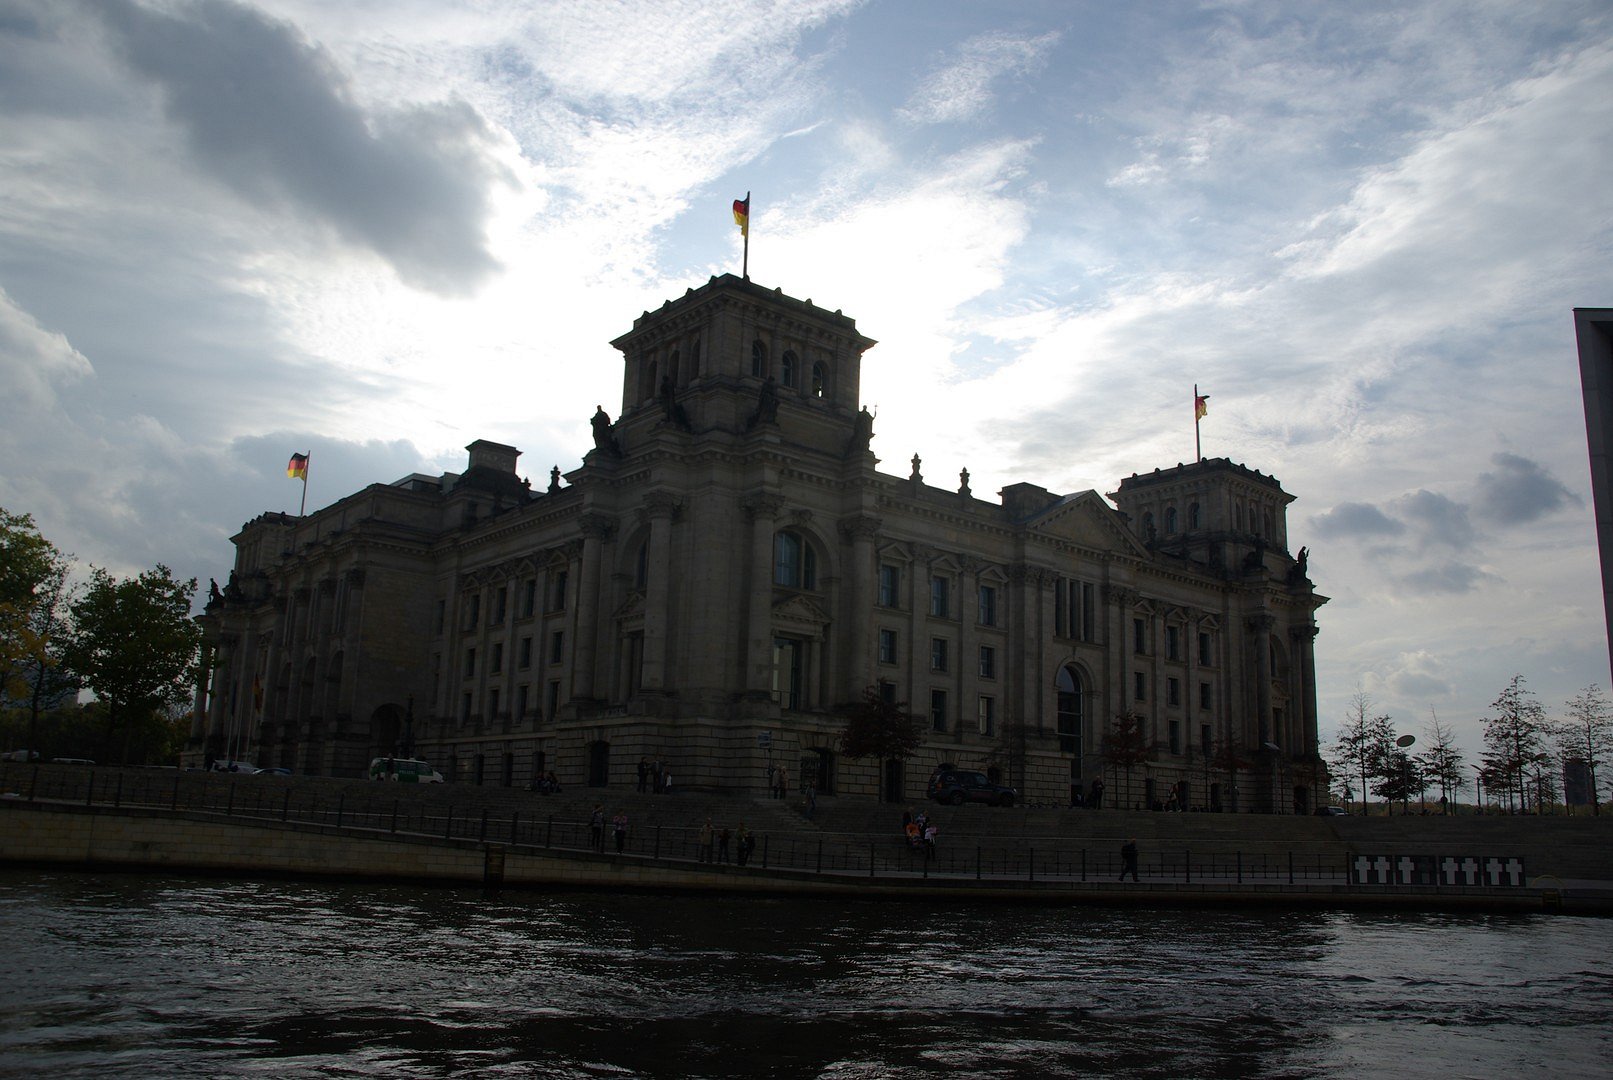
[614,590,646,623]
[773,592,831,629]
[1024,490,1148,556]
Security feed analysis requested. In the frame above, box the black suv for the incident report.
[927,768,1017,807]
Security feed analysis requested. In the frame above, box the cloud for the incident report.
[1475,450,1580,524]
[89,0,510,295]
[1397,560,1499,596]
[900,30,1061,125]
[0,286,93,408]
[1310,501,1405,539]
[1394,489,1477,548]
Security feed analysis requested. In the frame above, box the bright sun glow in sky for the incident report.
[3,0,1611,764]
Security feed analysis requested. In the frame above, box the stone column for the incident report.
[572,516,615,702]
[1296,624,1319,757]
[640,492,681,691]
[741,494,785,696]
[837,514,881,699]
[957,557,979,745]
[1251,613,1274,748]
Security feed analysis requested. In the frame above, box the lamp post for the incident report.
[1531,752,1550,816]
[1471,763,1485,815]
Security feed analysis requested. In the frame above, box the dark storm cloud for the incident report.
[1394,489,1476,548]
[1309,500,1405,539]
[90,0,508,295]
[1474,451,1580,525]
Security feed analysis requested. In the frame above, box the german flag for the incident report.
[287,452,309,480]
[732,195,749,237]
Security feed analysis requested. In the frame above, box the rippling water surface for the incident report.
[1,870,1608,1078]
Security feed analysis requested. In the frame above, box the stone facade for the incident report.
[193,275,1328,811]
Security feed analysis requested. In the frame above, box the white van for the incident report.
[369,757,444,783]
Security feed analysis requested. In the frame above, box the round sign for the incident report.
[1396,734,1416,747]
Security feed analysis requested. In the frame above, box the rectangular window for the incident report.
[1133,618,1146,654]
[1169,719,1181,755]
[978,645,996,680]
[878,628,897,664]
[521,579,536,618]
[772,637,803,710]
[546,681,560,720]
[1133,671,1146,701]
[1165,625,1180,660]
[878,565,900,607]
[492,586,507,625]
[489,687,501,719]
[460,692,472,725]
[930,689,947,732]
[550,570,568,611]
[978,585,997,627]
[1200,682,1213,710]
[1201,723,1213,757]
[930,576,950,618]
[491,642,503,675]
[978,695,996,736]
[519,637,532,670]
[930,638,949,672]
[550,630,565,664]
[879,680,897,705]
[1081,582,1095,642]
[516,684,528,719]
[464,647,476,679]
[1167,677,1179,706]
[465,593,480,631]
[1198,631,1212,666]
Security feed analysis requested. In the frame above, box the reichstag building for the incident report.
[192,274,1327,812]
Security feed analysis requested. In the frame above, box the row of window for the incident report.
[1131,672,1216,710]
[460,681,563,726]
[871,681,998,737]
[1132,620,1217,665]
[876,565,1000,624]
[445,572,570,635]
[752,339,828,397]
[464,632,565,679]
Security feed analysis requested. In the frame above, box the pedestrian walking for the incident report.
[1119,838,1139,882]
[589,804,605,852]
[735,822,751,866]
[698,818,714,863]
[613,810,629,854]
[637,757,649,794]
[717,825,732,863]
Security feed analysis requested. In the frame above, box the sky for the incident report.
[3,0,1611,770]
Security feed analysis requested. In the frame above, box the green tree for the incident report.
[0,508,71,709]
[1482,675,1548,814]
[837,686,923,800]
[1102,710,1155,810]
[1557,685,1612,815]
[1330,692,1395,814]
[1414,709,1466,813]
[64,565,201,765]
[1373,747,1420,812]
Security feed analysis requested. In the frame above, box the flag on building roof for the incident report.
[1195,393,1209,420]
[287,452,309,480]
[732,195,749,237]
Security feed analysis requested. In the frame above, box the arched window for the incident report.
[751,339,767,378]
[773,530,817,589]
[1188,502,1201,530]
[811,362,826,398]
[1164,506,1178,534]
[1056,666,1083,755]
[1141,511,1155,537]
[690,338,701,378]
[782,350,798,389]
[1264,509,1275,538]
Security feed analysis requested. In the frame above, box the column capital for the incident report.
[741,493,787,521]
[578,512,617,542]
[641,491,684,521]
[837,513,883,541]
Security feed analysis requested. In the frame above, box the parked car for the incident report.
[210,760,259,774]
[1314,805,1348,816]
[369,757,444,783]
[1,750,40,762]
[927,767,1017,807]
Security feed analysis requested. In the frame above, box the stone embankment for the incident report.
[2,764,1609,912]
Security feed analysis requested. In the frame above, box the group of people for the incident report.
[529,771,562,795]
[636,757,673,795]
[899,807,939,857]
[588,803,632,854]
[696,817,757,865]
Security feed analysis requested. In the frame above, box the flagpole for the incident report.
[1194,384,1202,463]
[299,454,309,517]
[742,189,750,280]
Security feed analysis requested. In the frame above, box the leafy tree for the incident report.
[1208,738,1253,812]
[1557,685,1612,815]
[63,565,201,764]
[1102,710,1155,810]
[1414,709,1466,813]
[0,508,71,708]
[1373,747,1421,812]
[1481,674,1548,814]
[837,687,922,800]
[1330,692,1395,814]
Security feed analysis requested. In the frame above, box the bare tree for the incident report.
[1481,675,1548,814]
[1557,685,1612,815]
[1414,708,1466,813]
[1330,692,1395,814]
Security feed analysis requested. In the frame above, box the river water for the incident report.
[1,869,1608,1078]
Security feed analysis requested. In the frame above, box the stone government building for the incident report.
[192,274,1328,812]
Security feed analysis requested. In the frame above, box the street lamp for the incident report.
[1471,763,1485,815]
